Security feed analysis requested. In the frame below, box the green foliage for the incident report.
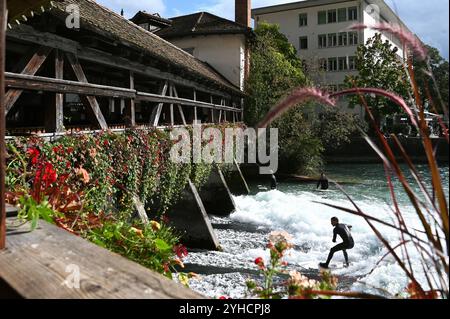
[344,33,411,122]
[17,195,60,231]
[312,107,362,151]
[413,45,449,113]
[245,23,326,174]
[245,22,309,127]
[87,219,181,278]
[5,125,239,278]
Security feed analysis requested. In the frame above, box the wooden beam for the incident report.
[171,85,186,126]
[5,46,52,114]
[5,72,136,98]
[55,50,64,132]
[6,25,240,99]
[137,92,241,112]
[0,218,202,299]
[210,95,215,123]
[151,80,168,127]
[66,53,108,130]
[0,0,6,250]
[193,89,198,124]
[169,84,174,126]
[125,71,135,127]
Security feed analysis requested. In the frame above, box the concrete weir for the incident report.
[167,180,221,250]
[166,164,250,250]
[199,166,236,217]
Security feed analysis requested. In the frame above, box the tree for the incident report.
[344,33,411,126]
[413,45,449,114]
[245,23,322,174]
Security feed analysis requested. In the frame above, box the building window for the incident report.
[328,33,337,47]
[319,58,327,71]
[349,31,358,45]
[299,13,308,27]
[327,9,337,23]
[338,57,348,71]
[348,7,358,21]
[318,34,327,48]
[299,36,308,50]
[338,8,347,22]
[328,57,338,71]
[338,32,348,46]
[318,11,327,24]
[349,56,357,70]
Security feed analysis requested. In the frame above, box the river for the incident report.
[183,163,449,299]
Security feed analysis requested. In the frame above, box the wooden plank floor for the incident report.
[0,218,203,299]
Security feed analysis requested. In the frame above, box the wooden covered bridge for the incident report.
[0,0,248,299]
[4,0,244,135]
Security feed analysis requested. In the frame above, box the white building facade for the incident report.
[252,0,411,117]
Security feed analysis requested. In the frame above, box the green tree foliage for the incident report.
[245,23,320,174]
[245,23,359,174]
[344,33,411,123]
[413,45,449,113]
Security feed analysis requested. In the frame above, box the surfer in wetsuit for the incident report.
[320,217,354,269]
[317,173,329,190]
[270,174,277,190]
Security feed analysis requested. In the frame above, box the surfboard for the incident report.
[318,263,349,270]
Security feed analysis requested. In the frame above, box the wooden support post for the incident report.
[5,46,52,115]
[55,50,64,132]
[171,85,186,126]
[0,0,6,250]
[108,97,115,114]
[66,53,108,130]
[151,80,168,127]
[125,71,135,127]
[193,89,198,124]
[169,84,174,126]
[210,95,214,123]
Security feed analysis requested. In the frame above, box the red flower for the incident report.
[103,140,109,147]
[174,245,188,259]
[67,147,74,154]
[27,148,40,165]
[42,162,57,184]
[255,257,265,269]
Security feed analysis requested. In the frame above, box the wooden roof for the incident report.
[50,0,241,94]
[7,0,58,23]
[156,12,253,40]
[130,11,172,28]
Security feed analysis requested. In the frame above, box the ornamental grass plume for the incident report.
[256,87,336,129]
[256,23,448,298]
[348,22,428,61]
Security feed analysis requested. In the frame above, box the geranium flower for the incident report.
[27,148,40,165]
[254,257,265,269]
[174,244,188,258]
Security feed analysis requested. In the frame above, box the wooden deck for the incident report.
[0,217,203,299]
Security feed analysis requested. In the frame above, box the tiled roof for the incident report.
[156,12,252,39]
[50,0,241,94]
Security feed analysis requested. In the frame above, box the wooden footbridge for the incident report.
[0,0,248,299]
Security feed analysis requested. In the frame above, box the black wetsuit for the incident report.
[270,174,277,190]
[325,224,354,266]
[317,177,329,190]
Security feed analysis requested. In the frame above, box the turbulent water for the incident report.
[184,164,449,299]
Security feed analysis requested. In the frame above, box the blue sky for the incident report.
[98,0,449,59]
